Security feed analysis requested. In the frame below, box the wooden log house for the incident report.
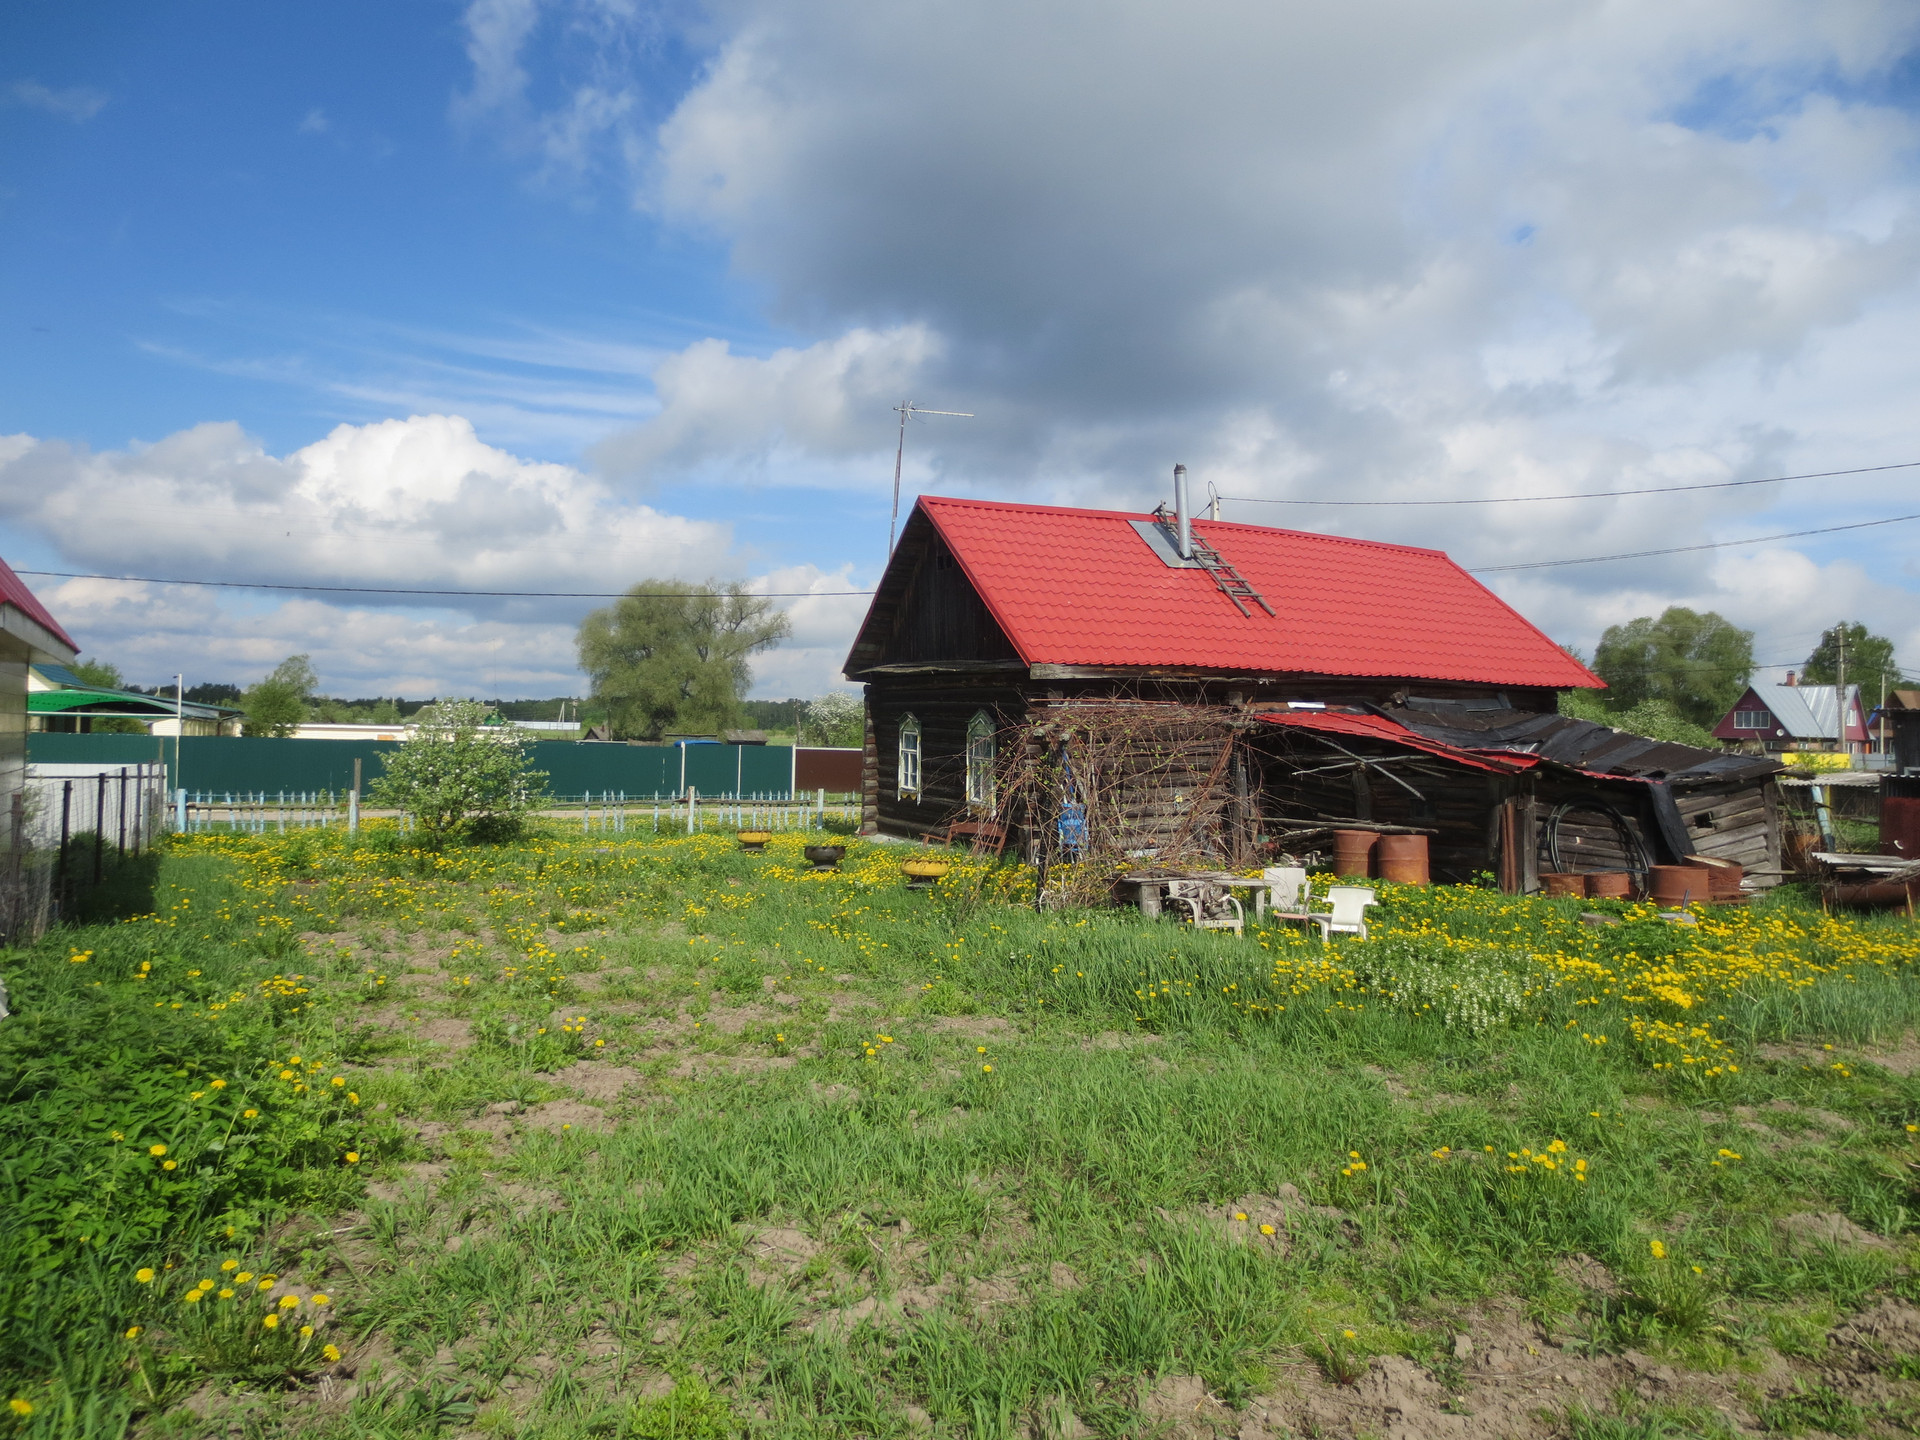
[843,493,1781,886]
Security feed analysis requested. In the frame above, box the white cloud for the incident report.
[602,0,1920,668]
[6,79,108,122]
[0,414,726,595]
[591,325,941,483]
[2,414,872,699]
[298,107,330,134]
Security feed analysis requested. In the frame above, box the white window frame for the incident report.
[965,710,996,809]
[897,714,922,800]
[1733,709,1770,730]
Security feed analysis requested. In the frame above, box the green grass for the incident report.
[3,827,1920,1438]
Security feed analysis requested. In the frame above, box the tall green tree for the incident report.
[1591,607,1753,727]
[69,659,124,689]
[241,654,317,737]
[1802,622,1901,698]
[576,581,791,740]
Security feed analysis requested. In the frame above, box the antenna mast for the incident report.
[889,401,974,556]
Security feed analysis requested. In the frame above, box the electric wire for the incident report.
[1219,458,1920,507]
[1468,512,1920,572]
[12,571,877,600]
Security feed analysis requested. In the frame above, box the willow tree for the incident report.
[576,581,791,740]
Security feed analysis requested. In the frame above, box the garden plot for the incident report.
[4,828,1920,1439]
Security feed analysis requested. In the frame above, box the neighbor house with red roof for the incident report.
[2,555,79,806]
[844,491,1608,849]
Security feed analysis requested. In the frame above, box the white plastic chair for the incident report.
[1164,879,1245,937]
[1261,866,1331,941]
[1323,886,1377,940]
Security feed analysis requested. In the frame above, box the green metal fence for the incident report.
[28,734,803,800]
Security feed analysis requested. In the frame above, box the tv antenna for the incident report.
[889,400,973,554]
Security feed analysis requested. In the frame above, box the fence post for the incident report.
[94,772,107,883]
[350,758,362,834]
[56,780,73,906]
[176,787,187,832]
[117,769,128,856]
[4,791,24,942]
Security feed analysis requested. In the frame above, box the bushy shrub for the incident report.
[367,699,548,845]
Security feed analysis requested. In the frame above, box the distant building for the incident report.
[29,665,243,736]
[1711,674,1867,757]
[2,558,79,812]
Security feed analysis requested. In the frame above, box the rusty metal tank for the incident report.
[1649,865,1708,906]
[1584,871,1633,899]
[1376,833,1429,885]
[1332,830,1378,878]
[1540,873,1584,898]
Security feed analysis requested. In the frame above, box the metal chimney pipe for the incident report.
[1173,464,1191,558]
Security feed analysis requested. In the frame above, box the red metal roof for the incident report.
[917,497,1602,689]
[0,555,77,654]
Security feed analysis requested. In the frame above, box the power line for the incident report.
[1469,512,1920,573]
[1220,458,1920,508]
[14,570,877,600]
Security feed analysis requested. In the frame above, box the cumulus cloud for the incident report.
[6,79,108,121]
[0,414,726,598]
[604,0,1920,666]
[2,414,873,698]
[591,325,941,483]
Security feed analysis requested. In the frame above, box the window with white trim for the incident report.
[1734,709,1771,730]
[965,710,996,808]
[897,714,922,799]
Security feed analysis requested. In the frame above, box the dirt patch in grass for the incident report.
[924,1014,1012,1038]
[1860,1029,1920,1075]
[551,1060,644,1101]
[667,1053,797,1079]
[742,1225,819,1282]
[521,1099,611,1134]
[1776,1210,1893,1249]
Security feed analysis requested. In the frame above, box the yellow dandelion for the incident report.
[221,1259,238,1271]
[1649,1240,1667,1259]
[1259,1223,1277,1235]
[147,1144,167,1157]
[310,1293,330,1306]
[261,1313,279,1329]
[162,1160,177,1170]
[125,1326,142,1339]
[9,1399,33,1417]
[322,1344,341,1362]
[135,1267,155,1283]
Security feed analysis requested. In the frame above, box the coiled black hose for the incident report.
[1544,798,1653,879]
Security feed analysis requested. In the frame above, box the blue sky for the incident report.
[4,1,1920,700]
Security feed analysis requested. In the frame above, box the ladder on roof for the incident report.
[1154,505,1276,618]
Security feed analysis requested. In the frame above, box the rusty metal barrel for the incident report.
[1376,833,1429,885]
[1686,858,1742,901]
[1649,865,1705,906]
[1332,830,1378,878]
[1540,873,1584,898]
[1584,871,1633,899]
